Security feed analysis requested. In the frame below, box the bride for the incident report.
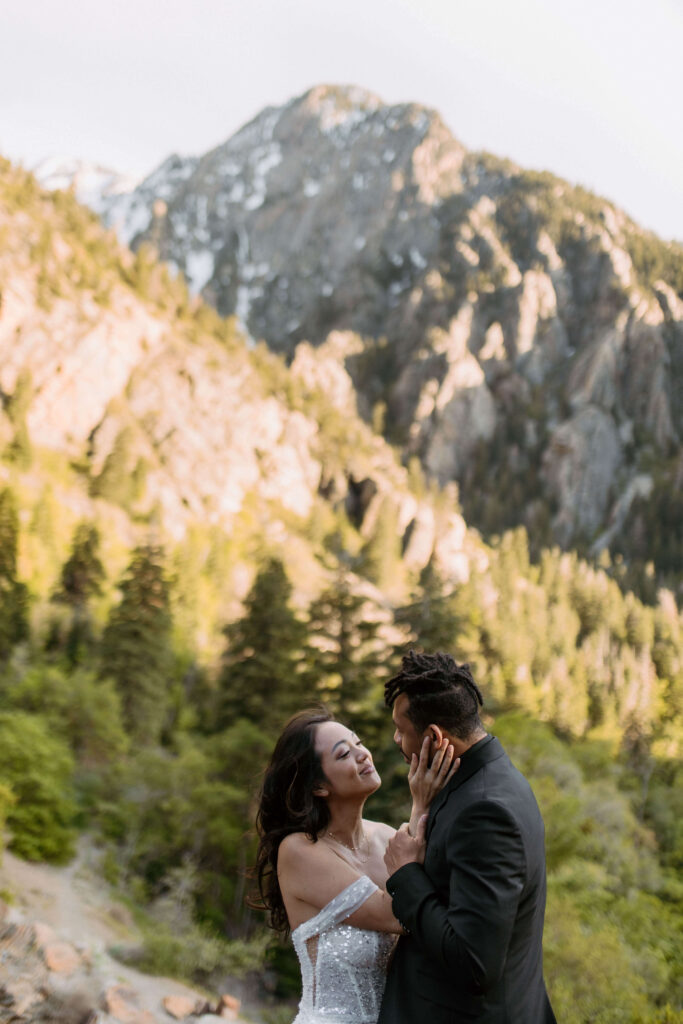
[253,707,457,1024]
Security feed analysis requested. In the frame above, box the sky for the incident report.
[2,0,682,241]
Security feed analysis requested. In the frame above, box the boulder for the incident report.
[32,920,57,950]
[43,940,82,974]
[162,993,197,1019]
[102,984,152,1023]
[218,992,242,1018]
[2,978,44,1016]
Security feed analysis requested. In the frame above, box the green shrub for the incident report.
[4,665,128,764]
[0,711,76,861]
[545,893,652,1023]
[119,921,269,985]
[0,781,15,861]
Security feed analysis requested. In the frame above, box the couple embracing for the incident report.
[254,651,557,1023]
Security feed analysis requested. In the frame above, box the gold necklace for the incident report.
[325,828,371,861]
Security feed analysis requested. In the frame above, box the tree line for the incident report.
[0,486,681,1022]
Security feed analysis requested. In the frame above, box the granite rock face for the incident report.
[0,166,476,587]
[100,85,467,346]
[37,86,683,552]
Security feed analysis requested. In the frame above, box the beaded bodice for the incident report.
[291,876,396,1024]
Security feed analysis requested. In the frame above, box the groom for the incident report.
[379,651,556,1024]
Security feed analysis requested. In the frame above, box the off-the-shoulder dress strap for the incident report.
[293,875,379,942]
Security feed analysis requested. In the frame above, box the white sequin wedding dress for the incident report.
[291,875,396,1024]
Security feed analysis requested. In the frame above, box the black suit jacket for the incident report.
[379,735,556,1024]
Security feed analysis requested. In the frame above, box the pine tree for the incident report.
[100,544,173,743]
[90,426,141,507]
[56,523,105,607]
[216,557,308,734]
[359,498,404,592]
[5,369,33,468]
[306,569,388,721]
[394,561,481,664]
[51,522,105,664]
[395,562,459,655]
[0,488,29,663]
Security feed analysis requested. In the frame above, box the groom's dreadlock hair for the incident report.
[385,650,484,739]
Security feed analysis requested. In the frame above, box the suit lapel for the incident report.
[426,735,505,839]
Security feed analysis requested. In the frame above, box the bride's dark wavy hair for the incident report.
[252,707,334,938]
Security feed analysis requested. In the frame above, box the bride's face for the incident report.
[313,721,381,800]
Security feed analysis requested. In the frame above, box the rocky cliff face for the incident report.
[0,161,475,594]
[97,85,470,345]
[75,85,682,563]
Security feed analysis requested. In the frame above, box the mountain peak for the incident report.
[299,82,384,120]
[30,87,683,558]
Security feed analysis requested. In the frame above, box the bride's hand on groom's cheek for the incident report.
[408,735,460,809]
[384,815,428,875]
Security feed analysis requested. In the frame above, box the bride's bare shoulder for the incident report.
[278,832,326,870]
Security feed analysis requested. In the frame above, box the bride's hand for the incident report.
[407,736,459,836]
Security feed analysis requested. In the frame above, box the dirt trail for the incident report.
[0,840,228,1021]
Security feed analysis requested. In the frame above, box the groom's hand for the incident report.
[384,814,428,875]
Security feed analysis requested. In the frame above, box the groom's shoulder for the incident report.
[439,748,536,815]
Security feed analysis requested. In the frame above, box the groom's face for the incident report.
[392,693,425,763]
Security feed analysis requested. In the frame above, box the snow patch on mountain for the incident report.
[186,250,215,292]
[33,157,140,214]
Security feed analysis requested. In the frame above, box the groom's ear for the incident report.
[428,724,444,748]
